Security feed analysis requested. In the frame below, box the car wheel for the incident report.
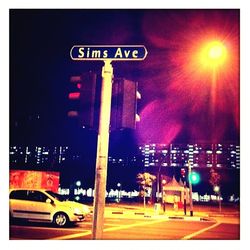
[53,212,69,227]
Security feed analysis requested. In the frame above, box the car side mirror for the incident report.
[46,198,54,204]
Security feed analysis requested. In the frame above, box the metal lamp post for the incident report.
[188,161,194,216]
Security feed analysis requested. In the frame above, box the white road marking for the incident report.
[48,218,169,240]
[49,230,92,240]
[181,222,221,240]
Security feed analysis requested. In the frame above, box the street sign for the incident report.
[70,45,147,61]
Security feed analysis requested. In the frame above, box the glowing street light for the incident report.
[213,185,222,212]
[213,185,220,193]
[76,180,81,187]
[208,43,225,59]
[117,183,122,202]
[195,39,230,136]
[199,40,228,70]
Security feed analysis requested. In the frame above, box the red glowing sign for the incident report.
[10,170,60,192]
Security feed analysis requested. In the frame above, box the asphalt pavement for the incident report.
[9,202,240,240]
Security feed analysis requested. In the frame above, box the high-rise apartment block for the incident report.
[10,146,69,167]
[139,143,240,169]
[10,143,240,170]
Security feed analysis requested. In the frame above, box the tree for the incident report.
[136,172,156,208]
[209,168,221,187]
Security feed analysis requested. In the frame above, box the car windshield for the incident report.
[45,191,68,202]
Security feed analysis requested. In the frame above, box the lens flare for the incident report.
[140,10,239,143]
[136,100,182,144]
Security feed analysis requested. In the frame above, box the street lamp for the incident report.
[117,183,122,202]
[199,40,228,70]
[161,179,167,212]
[214,185,222,212]
[196,39,229,137]
[188,161,194,216]
[213,185,220,193]
[76,180,81,187]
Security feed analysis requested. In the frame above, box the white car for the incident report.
[9,189,90,227]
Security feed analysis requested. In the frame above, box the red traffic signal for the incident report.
[181,168,186,177]
[162,179,167,185]
[68,72,97,128]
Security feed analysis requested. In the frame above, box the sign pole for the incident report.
[92,60,113,239]
[69,44,147,238]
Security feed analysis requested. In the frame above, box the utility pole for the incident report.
[183,181,187,215]
[188,161,194,216]
[92,60,113,239]
[156,164,162,203]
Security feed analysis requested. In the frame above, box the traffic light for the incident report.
[111,78,141,130]
[68,72,97,128]
[189,171,201,185]
[180,168,186,178]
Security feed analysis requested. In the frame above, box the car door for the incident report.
[10,190,31,219]
[25,190,54,222]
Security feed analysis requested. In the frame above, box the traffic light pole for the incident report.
[92,60,113,239]
[188,161,194,216]
[183,181,187,215]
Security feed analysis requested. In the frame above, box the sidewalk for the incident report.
[102,202,239,222]
[104,204,209,221]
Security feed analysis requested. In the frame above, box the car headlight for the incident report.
[73,208,82,215]
[82,205,90,214]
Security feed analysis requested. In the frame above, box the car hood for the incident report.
[59,200,90,214]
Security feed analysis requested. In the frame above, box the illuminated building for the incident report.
[10,146,69,167]
[138,144,169,168]
[10,143,240,170]
[139,143,240,169]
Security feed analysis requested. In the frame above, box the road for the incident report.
[10,215,239,240]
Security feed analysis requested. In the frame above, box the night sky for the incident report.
[10,9,240,152]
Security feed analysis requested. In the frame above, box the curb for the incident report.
[106,210,213,222]
[107,211,238,218]
[208,213,239,218]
